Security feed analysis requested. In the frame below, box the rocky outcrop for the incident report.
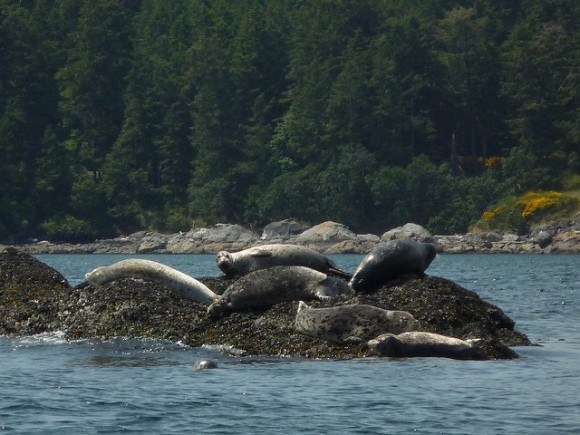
[381,222,435,243]
[0,249,530,360]
[295,221,358,246]
[261,219,309,242]
[3,218,579,254]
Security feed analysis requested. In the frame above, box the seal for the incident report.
[350,239,437,292]
[367,331,482,359]
[193,359,218,370]
[295,301,421,344]
[85,258,218,302]
[207,266,353,318]
[216,244,352,279]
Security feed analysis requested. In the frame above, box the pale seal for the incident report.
[85,259,218,302]
[350,239,437,292]
[216,244,352,279]
[367,331,482,359]
[207,266,353,318]
[295,301,421,344]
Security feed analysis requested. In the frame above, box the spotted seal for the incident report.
[350,239,437,292]
[85,258,217,302]
[367,331,482,359]
[295,301,421,344]
[207,266,353,318]
[216,244,351,279]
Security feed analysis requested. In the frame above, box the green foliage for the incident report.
[482,196,530,235]
[563,174,580,191]
[40,215,99,243]
[0,0,578,241]
[482,190,579,234]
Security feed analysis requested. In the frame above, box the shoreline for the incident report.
[2,221,579,255]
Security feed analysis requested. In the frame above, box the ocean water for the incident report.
[1,253,579,434]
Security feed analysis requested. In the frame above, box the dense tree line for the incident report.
[0,0,578,241]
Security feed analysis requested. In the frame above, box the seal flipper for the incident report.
[248,247,274,258]
[326,259,353,280]
[328,266,353,280]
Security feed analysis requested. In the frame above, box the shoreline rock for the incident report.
[2,219,579,255]
[1,248,530,360]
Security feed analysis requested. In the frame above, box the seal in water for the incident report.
[350,239,437,292]
[193,359,218,370]
[85,258,218,302]
[207,266,353,318]
[367,331,482,359]
[295,301,421,344]
[216,244,352,279]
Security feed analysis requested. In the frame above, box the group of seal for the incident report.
[84,240,483,359]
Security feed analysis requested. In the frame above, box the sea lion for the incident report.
[85,259,217,302]
[216,244,352,279]
[350,239,437,292]
[207,266,353,318]
[367,331,483,359]
[295,301,421,344]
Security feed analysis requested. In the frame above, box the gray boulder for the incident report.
[296,221,358,245]
[261,219,309,241]
[381,223,435,244]
[190,224,259,244]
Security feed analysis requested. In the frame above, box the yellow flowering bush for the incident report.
[517,191,579,220]
[481,190,579,234]
[483,205,506,224]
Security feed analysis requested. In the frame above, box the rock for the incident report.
[530,230,554,249]
[356,233,381,243]
[190,224,259,245]
[502,233,520,242]
[324,240,377,254]
[0,249,529,360]
[381,223,435,244]
[0,248,70,335]
[296,221,358,246]
[261,219,309,241]
[549,231,580,253]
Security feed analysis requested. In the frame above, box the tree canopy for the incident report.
[0,0,578,241]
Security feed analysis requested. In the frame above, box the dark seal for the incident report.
[350,239,437,292]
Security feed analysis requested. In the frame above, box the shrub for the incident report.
[562,174,580,191]
[482,197,529,234]
[40,215,98,242]
[481,190,579,234]
[517,191,579,221]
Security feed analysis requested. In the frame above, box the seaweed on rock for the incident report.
[0,250,530,360]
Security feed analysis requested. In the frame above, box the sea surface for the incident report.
[1,253,579,434]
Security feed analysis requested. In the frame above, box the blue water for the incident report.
[1,254,579,434]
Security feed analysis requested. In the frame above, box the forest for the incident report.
[0,0,578,242]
